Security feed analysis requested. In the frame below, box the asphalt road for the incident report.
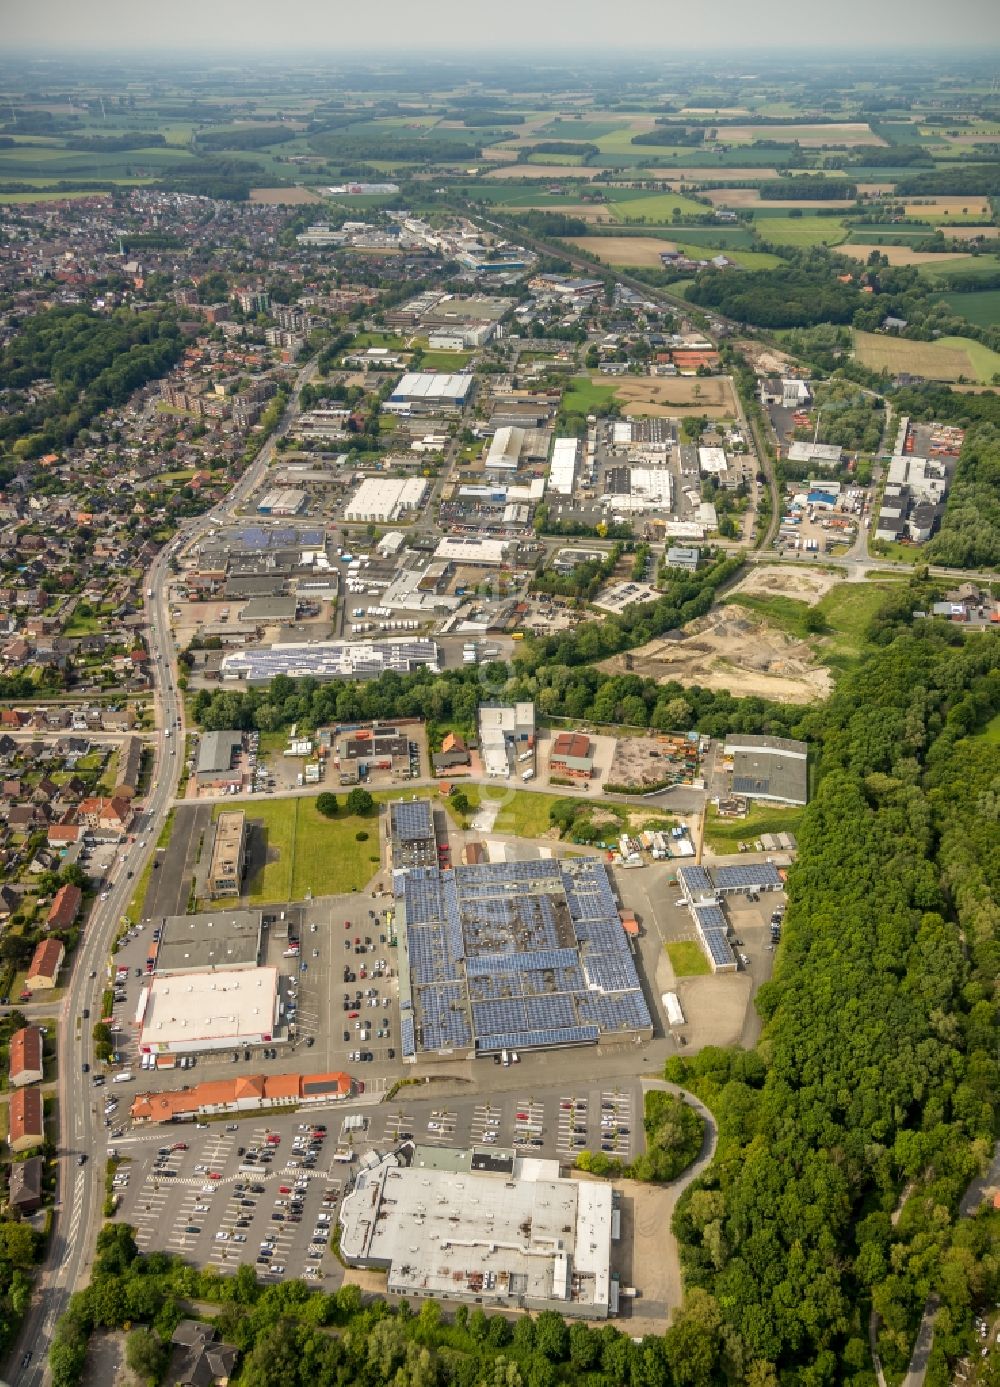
[5,361,319,1387]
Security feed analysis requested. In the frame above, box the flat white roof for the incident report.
[548,436,578,496]
[698,446,728,475]
[344,477,428,522]
[435,536,509,565]
[139,967,278,1047]
[391,372,473,402]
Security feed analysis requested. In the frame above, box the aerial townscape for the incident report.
[0,7,999,1387]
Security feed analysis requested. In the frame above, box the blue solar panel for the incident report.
[678,865,713,896]
[474,1025,599,1054]
[702,929,736,968]
[693,903,727,933]
[393,800,434,843]
[712,864,783,891]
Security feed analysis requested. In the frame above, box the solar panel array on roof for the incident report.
[702,930,736,969]
[220,639,439,683]
[474,1025,599,1055]
[400,1013,416,1060]
[399,860,651,1056]
[712,863,783,891]
[392,800,434,843]
[678,865,714,897]
[693,903,727,934]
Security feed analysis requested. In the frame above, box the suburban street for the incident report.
[5,361,318,1387]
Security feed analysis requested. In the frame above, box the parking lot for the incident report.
[109,1079,646,1279]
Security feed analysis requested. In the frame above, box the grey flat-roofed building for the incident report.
[725,734,808,807]
[239,596,300,624]
[711,863,784,894]
[665,546,701,572]
[196,730,244,789]
[390,799,437,869]
[339,1145,614,1318]
[154,910,262,974]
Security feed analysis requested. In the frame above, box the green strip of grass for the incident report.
[666,940,711,976]
[703,803,805,852]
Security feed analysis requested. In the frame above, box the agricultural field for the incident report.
[853,329,1000,383]
[838,244,973,266]
[562,372,739,420]
[753,217,849,247]
[604,189,713,221]
[937,289,1000,327]
[249,186,325,204]
[900,197,994,222]
[564,235,676,267]
[716,122,885,146]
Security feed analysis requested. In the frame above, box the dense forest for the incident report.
[687,259,861,328]
[0,306,184,455]
[924,423,1000,569]
[667,594,1000,1384]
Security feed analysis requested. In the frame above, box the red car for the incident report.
[344,920,351,930]
[172,1142,188,1151]
[348,1011,359,1019]
[516,1112,529,1120]
[208,1172,222,1180]
[266,1134,280,1146]
[279,1185,292,1194]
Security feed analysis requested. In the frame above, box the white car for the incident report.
[215,1231,229,1241]
[270,1265,285,1275]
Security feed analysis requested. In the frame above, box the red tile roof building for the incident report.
[9,1025,44,1087]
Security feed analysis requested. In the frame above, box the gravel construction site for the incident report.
[608,735,699,790]
[601,608,833,703]
[728,565,841,606]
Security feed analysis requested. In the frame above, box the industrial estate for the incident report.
[0,35,997,1387]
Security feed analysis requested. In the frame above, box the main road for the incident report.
[5,358,317,1387]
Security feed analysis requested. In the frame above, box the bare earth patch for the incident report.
[731,565,840,606]
[616,375,738,419]
[250,186,324,204]
[946,225,1000,240]
[701,187,850,208]
[601,608,833,704]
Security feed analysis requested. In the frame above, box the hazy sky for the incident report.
[4,0,1000,53]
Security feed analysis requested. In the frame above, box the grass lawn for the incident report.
[753,216,848,248]
[561,375,621,414]
[703,803,806,852]
[666,940,711,977]
[974,711,1000,744]
[418,349,473,370]
[459,785,564,838]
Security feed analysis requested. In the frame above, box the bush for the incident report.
[355,831,369,842]
[316,792,338,818]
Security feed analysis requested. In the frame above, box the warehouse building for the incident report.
[433,536,510,566]
[550,732,594,780]
[344,477,429,524]
[479,701,534,778]
[196,731,244,791]
[339,1144,615,1318]
[386,372,474,414]
[136,966,279,1055]
[485,426,525,473]
[256,489,308,517]
[396,858,652,1061]
[205,813,248,901]
[724,734,808,806]
[548,437,578,496]
[153,909,262,975]
[221,638,439,684]
[786,441,844,468]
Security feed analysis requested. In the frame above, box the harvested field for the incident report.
[721,123,885,146]
[600,608,833,704]
[853,329,993,381]
[616,375,738,419]
[527,202,615,223]
[564,234,674,266]
[901,197,992,219]
[701,187,851,208]
[658,167,782,182]
[838,244,971,266]
[485,162,602,179]
[250,186,324,204]
[856,183,897,196]
[730,565,840,606]
[945,225,1000,240]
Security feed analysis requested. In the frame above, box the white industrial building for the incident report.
[386,372,474,414]
[698,446,728,477]
[136,967,279,1055]
[548,437,578,495]
[338,1145,616,1318]
[786,441,844,468]
[604,466,673,512]
[344,478,429,523]
[220,639,440,683]
[434,536,510,566]
[884,454,948,502]
[486,426,525,472]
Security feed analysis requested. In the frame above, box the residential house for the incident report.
[77,795,132,840]
[168,1321,239,1387]
[46,882,82,932]
[8,1085,44,1153]
[26,937,65,989]
[8,1155,44,1214]
[9,1025,44,1087]
[432,731,471,775]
